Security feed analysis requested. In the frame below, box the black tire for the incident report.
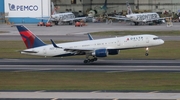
[90,59,94,62]
[94,58,98,61]
[84,60,88,64]
[145,53,149,56]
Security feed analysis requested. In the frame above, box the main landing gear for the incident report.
[145,47,149,56]
[83,56,98,64]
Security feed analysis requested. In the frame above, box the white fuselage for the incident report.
[51,12,75,22]
[21,35,164,57]
[126,13,160,22]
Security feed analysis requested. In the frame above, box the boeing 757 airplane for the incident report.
[15,25,164,63]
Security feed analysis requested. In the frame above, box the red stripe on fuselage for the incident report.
[20,31,35,48]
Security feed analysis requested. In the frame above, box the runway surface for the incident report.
[1,23,180,36]
[1,92,180,100]
[0,35,180,41]
[0,59,180,72]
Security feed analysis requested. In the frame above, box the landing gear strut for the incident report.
[145,47,149,56]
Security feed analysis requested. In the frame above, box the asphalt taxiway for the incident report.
[0,35,180,41]
[0,59,180,72]
[0,23,180,41]
[1,22,180,36]
[1,92,180,100]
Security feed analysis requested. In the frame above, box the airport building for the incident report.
[0,0,51,24]
[0,0,180,24]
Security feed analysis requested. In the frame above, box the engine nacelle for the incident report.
[92,49,108,57]
[108,49,119,55]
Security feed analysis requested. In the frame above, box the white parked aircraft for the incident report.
[110,1,165,25]
[50,12,86,25]
[39,2,86,25]
[15,25,164,63]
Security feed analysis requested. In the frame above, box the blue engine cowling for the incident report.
[92,49,108,57]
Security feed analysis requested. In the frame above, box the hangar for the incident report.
[0,0,180,24]
[52,0,180,14]
[0,0,51,24]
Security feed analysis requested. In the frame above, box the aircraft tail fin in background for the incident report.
[51,2,57,15]
[15,25,46,49]
[126,1,133,15]
[101,0,108,12]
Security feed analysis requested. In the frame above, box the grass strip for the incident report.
[0,31,9,33]
[0,72,180,91]
[0,41,180,59]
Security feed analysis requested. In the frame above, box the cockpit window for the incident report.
[153,37,160,40]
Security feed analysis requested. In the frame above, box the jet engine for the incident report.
[91,49,120,57]
[88,10,97,17]
[92,49,108,57]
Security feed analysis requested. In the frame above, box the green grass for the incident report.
[0,72,180,91]
[0,41,180,59]
[91,31,180,36]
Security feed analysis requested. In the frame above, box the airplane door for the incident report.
[43,48,46,55]
[146,37,149,43]
[117,39,121,47]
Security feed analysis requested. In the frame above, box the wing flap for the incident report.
[63,17,86,22]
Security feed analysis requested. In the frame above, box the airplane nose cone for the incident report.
[160,39,164,44]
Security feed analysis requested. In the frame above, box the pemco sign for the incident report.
[4,0,50,17]
[8,3,39,11]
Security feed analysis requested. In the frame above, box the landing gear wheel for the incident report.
[145,53,149,56]
[84,60,89,64]
[94,58,98,61]
[89,59,94,62]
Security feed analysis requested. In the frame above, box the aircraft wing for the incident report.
[108,16,130,21]
[64,48,94,53]
[50,39,116,55]
[63,17,87,22]
[143,18,165,22]
[63,47,115,55]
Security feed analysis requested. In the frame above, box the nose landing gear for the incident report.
[145,47,149,56]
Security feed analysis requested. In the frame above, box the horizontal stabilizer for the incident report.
[21,51,38,53]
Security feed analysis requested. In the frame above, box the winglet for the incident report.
[50,39,61,48]
[87,33,94,40]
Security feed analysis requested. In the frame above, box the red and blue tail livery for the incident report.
[15,25,46,49]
